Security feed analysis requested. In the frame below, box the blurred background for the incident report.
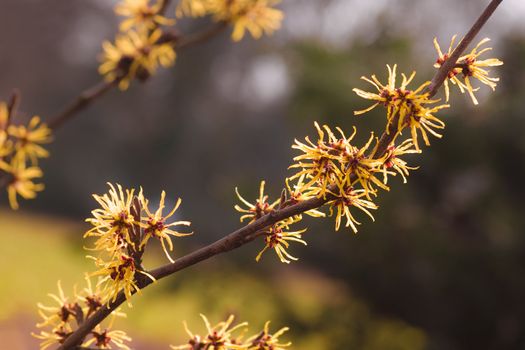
[1,0,525,349]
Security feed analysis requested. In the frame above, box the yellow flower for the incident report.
[99,29,176,90]
[33,326,73,350]
[33,277,129,350]
[115,0,175,31]
[354,65,449,150]
[0,110,12,159]
[0,141,12,159]
[171,314,248,350]
[0,102,9,147]
[208,0,284,41]
[353,66,431,121]
[328,186,377,232]
[75,275,123,318]
[404,102,448,151]
[90,254,155,305]
[289,122,346,198]
[245,321,291,350]
[0,159,44,210]
[353,64,397,118]
[290,123,388,200]
[342,130,388,197]
[381,139,420,184]
[176,0,210,17]
[140,191,192,263]
[255,222,307,264]
[172,316,292,350]
[35,281,78,331]
[232,0,283,42]
[8,116,52,165]
[433,35,462,102]
[235,180,279,223]
[284,175,325,218]
[83,327,132,350]
[434,36,503,104]
[85,183,136,255]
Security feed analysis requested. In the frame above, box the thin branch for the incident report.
[47,22,226,131]
[57,1,504,348]
[177,21,228,49]
[159,0,173,14]
[47,80,117,130]
[427,0,503,98]
[375,0,503,158]
[0,173,10,189]
[7,89,20,122]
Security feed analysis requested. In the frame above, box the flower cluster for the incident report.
[85,183,191,304]
[177,0,284,42]
[434,36,503,104]
[101,0,284,89]
[233,36,502,265]
[233,121,419,262]
[235,181,321,263]
[353,64,449,150]
[0,99,51,209]
[255,219,307,264]
[288,122,392,232]
[100,0,177,90]
[235,181,278,223]
[116,0,175,31]
[171,314,291,350]
[33,277,131,350]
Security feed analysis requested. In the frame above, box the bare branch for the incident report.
[47,80,117,130]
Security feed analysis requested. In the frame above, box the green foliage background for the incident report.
[1,1,524,349]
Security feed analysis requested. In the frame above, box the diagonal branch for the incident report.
[47,80,117,130]
[374,0,503,159]
[57,1,504,348]
[427,0,503,98]
[47,22,227,131]
[159,0,173,14]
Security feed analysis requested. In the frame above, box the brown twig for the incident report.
[47,80,117,130]
[57,1,503,348]
[0,173,10,189]
[427,0,503,98]
[47,0,164,132]
[159,0,172,14]
[6,89,20,123]
[46,22,226,131]
[47,0,175,131]
[177,21,228,49]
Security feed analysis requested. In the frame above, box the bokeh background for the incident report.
[1,0,525,349]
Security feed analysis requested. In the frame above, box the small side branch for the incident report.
[47,80,117,130]
[47,22,226,132]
